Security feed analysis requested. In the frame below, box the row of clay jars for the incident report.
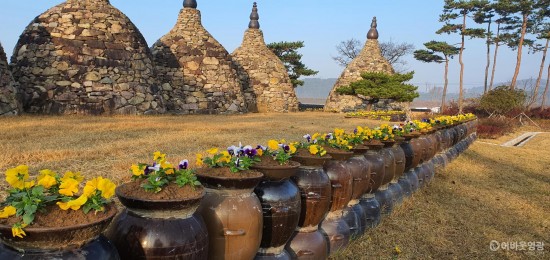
[286,155,332,260]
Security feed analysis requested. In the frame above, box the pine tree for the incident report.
[335,72,420,105]
[414,41,461,112]
[474,2,495,94]
[437,0,488,114]
[266,41,318,88]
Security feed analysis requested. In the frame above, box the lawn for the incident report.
[0,113,548,259]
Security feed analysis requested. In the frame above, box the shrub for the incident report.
[479,86,526,116]
[477,117,519,139]
[525,107,550,119]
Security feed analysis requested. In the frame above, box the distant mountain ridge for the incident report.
[298,77,550,106]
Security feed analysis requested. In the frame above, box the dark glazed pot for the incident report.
[387,181,404,206]
[285,230,328,260]
[364,148,385,193]
[391,144,406,179]
[254,250,291,260]
[415,165,426,189]
[196,172,263,260]
[380,145,396,186]
[253,163,301,257]
[359,195,381,229]
[106,184,208,259]
[290,166,331,230]
[343,155,371,200]
[324,160,353,212]
[406,168,420,193]
[398,175,412,198]
[375,186,395,216]
[319,214,350,255]
[0,236,119,260]
[342,203,367,240]
[400,135,415,172]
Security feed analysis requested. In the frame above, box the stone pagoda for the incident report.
[324,17,394,112]
[11,0,165,115]
[151,0,246,114]
[0,42,20,116]
[232,2,298,113]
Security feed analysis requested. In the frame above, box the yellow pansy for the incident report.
[312,133,321,140]
[0,206,16,219]
[59,178,80,196]
[320,149,327,156]
[309,145,319,155]
[289,144,297,154]
[257,149,264,157]
[196,154,204,167]
[37,174,57,189]
[57,194,88,211]
[61,171,84,182]
[267,140,279,151]
[83,177,99,197]
[334,128,345,137]
[218,151,231,164]
[97,178,116,199]
[207,148,219,155]
[11,224,26,238]
[130,164,144,176]
[5,165,30,189]
[153,151,166,162]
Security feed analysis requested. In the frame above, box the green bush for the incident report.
[479,86,526,115]
[336,72,419,102]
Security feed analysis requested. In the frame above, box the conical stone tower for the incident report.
[232,2,298,113]
[325,17,394,112]
[11,0,164,115]
[0,42,20,116]
[151,0,246,114]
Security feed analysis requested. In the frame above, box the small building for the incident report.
[232,2,299,113]
[0,42,20,116]
[324,17,394,112]
[151,0,246,114]
[11,0,165,115]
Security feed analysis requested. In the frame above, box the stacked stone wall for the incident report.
[11,0,164,115]
[0,43,20,116]
[232,29,298,113]
[151,7,246,114]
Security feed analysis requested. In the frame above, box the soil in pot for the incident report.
[118,180,203,201]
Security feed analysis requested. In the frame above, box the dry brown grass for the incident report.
[1,114,548,259]
[0,112,379,192]
[333,130,550,259]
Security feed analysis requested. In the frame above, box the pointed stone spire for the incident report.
[183,0,197,9]
[367,16,379,39]
[248,2,260,29]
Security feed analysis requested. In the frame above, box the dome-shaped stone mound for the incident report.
[325,17,394,112]
[151,0,246,114]
[0,42,20,116]
[232,3,298,113]
[11,0,164,115]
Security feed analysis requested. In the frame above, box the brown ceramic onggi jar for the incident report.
[196,171,264,260]
[324,159,353,212]
[290,155,332,230]
[106,184,208,259]
[343,155,371,200]
[364,146,386,194]
[380,141,396,186]
[285,231,328,259]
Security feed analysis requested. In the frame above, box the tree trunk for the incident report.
[458,13,466,114]
[510,13,529,89]
[489,23,501,91]
[541,63,550,110]
[484,18,492,94]
[441,56,450,113]
[530,38,549,109]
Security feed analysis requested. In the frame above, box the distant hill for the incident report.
[297,77,550,107]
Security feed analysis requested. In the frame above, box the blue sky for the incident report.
[0,0,546,93]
